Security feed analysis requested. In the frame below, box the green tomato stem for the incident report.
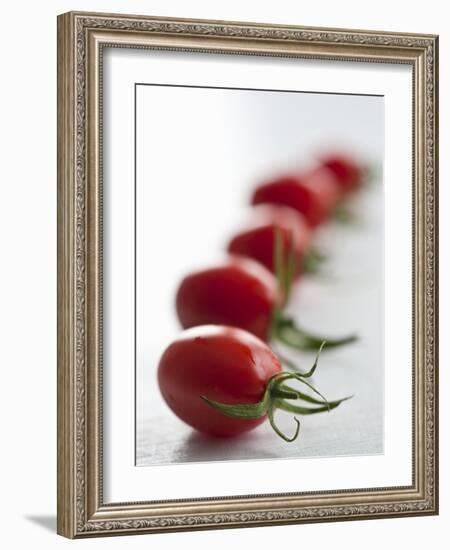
[200,345,352,442]
[274,317,358,352]
[271,227,358,353]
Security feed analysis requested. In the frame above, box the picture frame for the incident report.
[57,11,439,538]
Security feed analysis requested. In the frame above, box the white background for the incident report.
[0,0,446,548]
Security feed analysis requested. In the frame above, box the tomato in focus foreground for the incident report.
[158,326,352,441]
[157,325,283,437]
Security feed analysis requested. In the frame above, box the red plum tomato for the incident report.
[320,153,363,192]
[157,325,282,437]
[175,256,281,342]
[251,166,341,226]
[227,204,311,278]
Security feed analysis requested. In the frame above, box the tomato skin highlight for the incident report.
[251,167,341,226]
[157,325,282,437]
[320,153,363,192]
[176,256,280,341]
[227,205,311,278]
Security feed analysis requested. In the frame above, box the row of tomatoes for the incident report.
[157,153,364,441]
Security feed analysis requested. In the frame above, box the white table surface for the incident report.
[136,181,384,466]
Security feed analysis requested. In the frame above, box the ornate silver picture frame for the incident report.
[57,11,438,538]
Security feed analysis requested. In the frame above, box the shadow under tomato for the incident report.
[168,426,276,464]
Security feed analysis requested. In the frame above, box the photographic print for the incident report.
[131,71,384,466]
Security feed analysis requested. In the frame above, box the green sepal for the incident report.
[268,405,300,442]
[278,383,334,405]
[275,395,353,415]
[333,203,358,224]
[200,394,269,419]
[275,317,358,352]
[274,225,296,308]
[200,351,352,442]
[302,247,327,274]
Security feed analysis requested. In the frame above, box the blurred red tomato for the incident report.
[227,204,311,278]
[320,153,363,192]
[251,167,341,226]
[175,256,356,351]
[176,256,281,341]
